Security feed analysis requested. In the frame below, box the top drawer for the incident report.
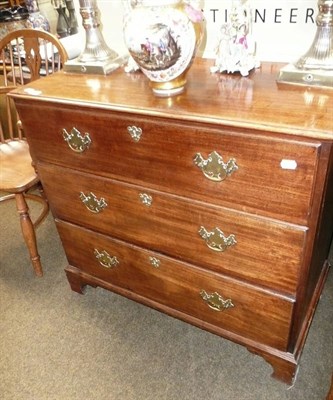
[18,103,320,224]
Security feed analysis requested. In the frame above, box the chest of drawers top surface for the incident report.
[10,59,333,141]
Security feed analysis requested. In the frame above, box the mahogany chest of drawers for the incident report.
[10,60,333,385]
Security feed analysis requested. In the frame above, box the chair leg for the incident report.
[15,193,43,277]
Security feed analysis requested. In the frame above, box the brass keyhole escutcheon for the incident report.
[149,256,160,268]
[127,125,142,142]
[140,193,153,207]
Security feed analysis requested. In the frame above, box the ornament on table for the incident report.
[65,0,79,35]
[277,0,333,89]
[25,0,50,31]
[124,55,140,73]
[123,0,204,96]
[210,0,260,77]
[52,0,78,38]
[63,0,125,75]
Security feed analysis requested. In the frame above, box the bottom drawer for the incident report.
[56,219,294,351]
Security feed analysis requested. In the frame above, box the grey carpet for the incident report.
[0,197,332,400]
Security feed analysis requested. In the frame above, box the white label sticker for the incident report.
[280,159,298,170]
[23,88,42,96]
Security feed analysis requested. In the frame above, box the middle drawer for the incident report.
[39,162,306,295]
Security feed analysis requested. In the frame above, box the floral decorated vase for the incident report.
[25,0,50,31]
[123,0,204,96]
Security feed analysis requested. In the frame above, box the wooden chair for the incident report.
[0,1,26,10]
[9,0,25,6]
[0,29,68,276]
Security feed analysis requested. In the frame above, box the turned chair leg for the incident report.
[15,193,43,277]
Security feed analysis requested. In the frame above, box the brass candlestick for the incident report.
[277,0,333,89]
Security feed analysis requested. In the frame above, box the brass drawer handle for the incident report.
[127,125,142,142]
[199,226,237,252]
[79,192,108,213]
[94,249,119,268]
[200,290,234,312]
[62,127,91,153]
[193,151,238,181]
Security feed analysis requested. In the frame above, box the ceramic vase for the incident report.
[123,0,204,96]
[25,0,50,31]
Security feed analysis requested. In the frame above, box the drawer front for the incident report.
[20,103,319,223]
[39,163,305,294]
[56,219,293,351]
